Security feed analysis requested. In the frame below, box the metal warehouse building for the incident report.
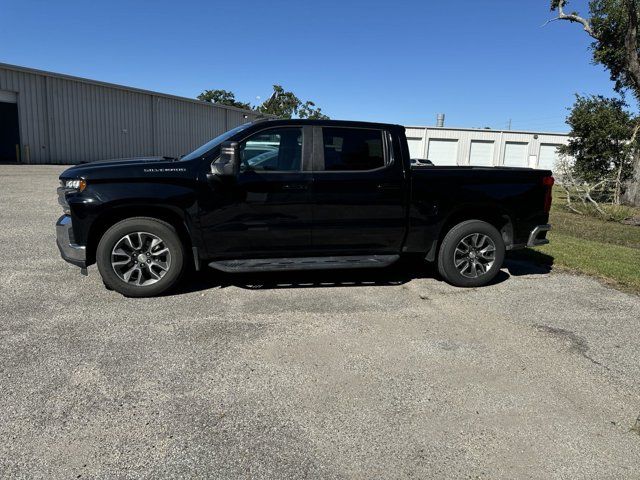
[406,125,569,171]
[0,63,263,164]
[0,62,570,169]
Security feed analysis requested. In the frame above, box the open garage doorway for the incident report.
[0,92,20,162]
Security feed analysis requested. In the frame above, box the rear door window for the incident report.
[320,128,386,171]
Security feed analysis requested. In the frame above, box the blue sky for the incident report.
[0,0,621,132]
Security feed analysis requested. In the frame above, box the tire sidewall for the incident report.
[97,218,184,297]
[438,220,505,288]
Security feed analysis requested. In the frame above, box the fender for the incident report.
[67,181,202,266]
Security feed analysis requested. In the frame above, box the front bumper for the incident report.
[56,215,87,268]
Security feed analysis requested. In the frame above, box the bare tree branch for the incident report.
[561,183,584,215]
[583,179,610,216]
[544,0,597,38]
[547,0,640,206]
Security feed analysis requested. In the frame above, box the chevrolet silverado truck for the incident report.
[56,119,553,297]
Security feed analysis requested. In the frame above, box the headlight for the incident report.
[64,179,87,192]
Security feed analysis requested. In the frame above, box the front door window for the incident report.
[239,127,303,172]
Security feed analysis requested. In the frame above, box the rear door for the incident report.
[309,126,407,255]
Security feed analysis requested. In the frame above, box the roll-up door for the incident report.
[0,90,19,162]
[427,139,458,165]
[538,144,561,171]
[503,142,528,167]
[469,140,494,166]
[407,138,423,159]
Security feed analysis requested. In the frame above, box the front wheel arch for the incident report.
[96,216,186,297]
[86,206,195,267]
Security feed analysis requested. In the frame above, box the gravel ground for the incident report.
[1,164,639,479]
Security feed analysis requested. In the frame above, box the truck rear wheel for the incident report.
[96,217,185,297]
[437,220,505,288]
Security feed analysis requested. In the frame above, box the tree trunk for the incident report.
[623,150,640,206]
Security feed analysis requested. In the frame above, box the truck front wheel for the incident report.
[96,217,185,297]
[437,220,505,288]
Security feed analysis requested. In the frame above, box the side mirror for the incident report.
[212,141,240,176]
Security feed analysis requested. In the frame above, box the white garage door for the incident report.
[538,144,561,171]
[469,141,494,166]
[427,139,458,165]
[407,137,424,159]
[503,142,528,167]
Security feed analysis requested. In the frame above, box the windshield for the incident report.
[180,122,254,161]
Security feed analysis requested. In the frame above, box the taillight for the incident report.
[543,176,554,213]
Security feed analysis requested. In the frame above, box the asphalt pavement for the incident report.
[1,165,639,479]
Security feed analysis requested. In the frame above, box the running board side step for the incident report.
[208,255,400,273]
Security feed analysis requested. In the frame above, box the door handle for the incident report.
[282,184,308,190]
[377,183,400,191]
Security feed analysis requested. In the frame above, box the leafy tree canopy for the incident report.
[560,94,635,182]
[197,85,329,119]
[549,0,640,205]
[550,0,640,97]
[197,89,252,110]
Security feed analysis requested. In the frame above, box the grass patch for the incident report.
[549,209,640,249]
[510,192,640,293]
[552,186,640,225]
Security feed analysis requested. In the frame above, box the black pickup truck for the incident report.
[56,119,553,297]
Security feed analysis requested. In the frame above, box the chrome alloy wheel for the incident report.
[111,232,172,286]
[453,233,496,278]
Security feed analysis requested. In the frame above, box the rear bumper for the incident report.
[507,224,551,251]
[56,215,87,268]
[527,224,551,247]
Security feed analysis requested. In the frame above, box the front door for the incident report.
[310,126,407,255]
[200,126,313,258]
[0,102,20,162]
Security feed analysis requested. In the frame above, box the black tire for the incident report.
[96,217,185,297]
[437,219,505,288]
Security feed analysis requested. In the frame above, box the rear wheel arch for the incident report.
[425,207,513,262]
[443,207,513,246]
[437,219,506,287]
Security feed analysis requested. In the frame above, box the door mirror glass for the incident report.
[212,141,240,176]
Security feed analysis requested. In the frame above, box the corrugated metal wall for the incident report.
[0,63,263,164]
[405,126,570,169]
[0,62,571,167]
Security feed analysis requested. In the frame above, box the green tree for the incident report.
[298,100,330,120]
[257,85,329,119]
[547,0,640,205]
[197,89,252,110]
[197,85,329,119]
[256,85,301,118]
[561,95,635,187]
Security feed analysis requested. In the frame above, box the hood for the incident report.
[83,155,170,166]
[59,156,186,180]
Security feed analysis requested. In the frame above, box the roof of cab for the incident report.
[249,118,405,130]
